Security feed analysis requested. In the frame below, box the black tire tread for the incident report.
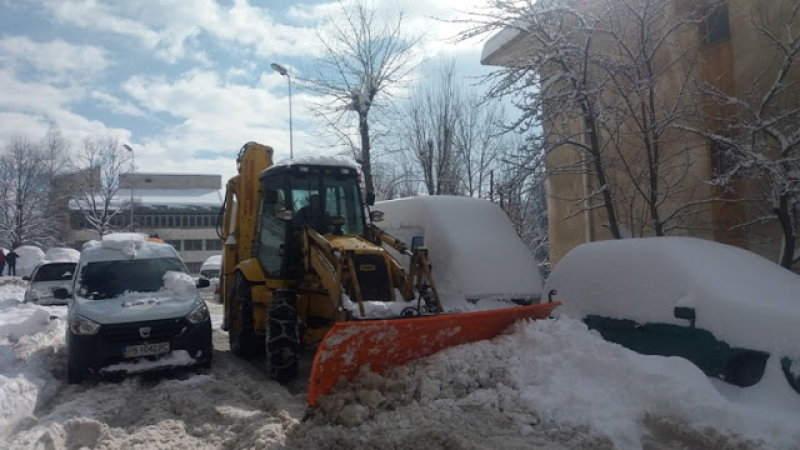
[266,290,300,381]
[229,272,264,359]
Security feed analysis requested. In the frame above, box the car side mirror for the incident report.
[673,306,696,326]
[53,288,70,300]
[365,191,376,206]
[22,276,30,281]
[196,278,210,288]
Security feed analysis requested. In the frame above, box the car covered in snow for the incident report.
[198,254,221,283]
[544,237,800,395]
[23,261,76,305]
[56,233,213,383]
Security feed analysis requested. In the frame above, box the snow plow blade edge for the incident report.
[307,302,560,408]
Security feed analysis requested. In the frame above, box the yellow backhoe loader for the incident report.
[218,142,559,409]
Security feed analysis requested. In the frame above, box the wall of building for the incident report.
[120,173,221,190]
[67,173,224,273]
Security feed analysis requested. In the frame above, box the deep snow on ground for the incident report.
[1,281,799,450]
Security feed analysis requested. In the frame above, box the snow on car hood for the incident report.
[73,271,200,324]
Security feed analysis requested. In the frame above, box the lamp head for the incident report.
[270,62,288,76]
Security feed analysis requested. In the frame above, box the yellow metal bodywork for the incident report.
[220,141,442,350]
[219,142,273,332]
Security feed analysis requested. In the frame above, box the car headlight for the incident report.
[70,315,101,335]
[186,301,210,324]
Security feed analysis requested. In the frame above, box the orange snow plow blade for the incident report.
[307,302,560,408]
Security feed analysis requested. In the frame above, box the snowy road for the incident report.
[2,282,799,450]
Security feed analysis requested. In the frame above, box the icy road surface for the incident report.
[1,281,798,450]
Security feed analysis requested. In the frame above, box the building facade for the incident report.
[481,0,800,271]
[67,173,223,273]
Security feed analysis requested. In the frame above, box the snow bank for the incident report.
[12,246,45,278]
[42,248,80,263]
[0,285,65,436]
[544,237,800,357]
[376,196,543,308]
[297,317,800,450]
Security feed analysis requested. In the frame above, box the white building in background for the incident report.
[67,173,224,274]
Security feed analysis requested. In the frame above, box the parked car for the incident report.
[199,255,221,284]
[56,233,213,383]
[544,237,800,395]
[23,261,77,305]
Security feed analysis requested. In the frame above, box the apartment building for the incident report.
[481,0,799,270]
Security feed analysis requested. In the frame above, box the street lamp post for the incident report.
[123,144,135,231]
[270,62,293,159]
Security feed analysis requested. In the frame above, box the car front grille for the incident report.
[99,318,187,343]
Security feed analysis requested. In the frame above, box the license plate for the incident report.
[123,342,170,358]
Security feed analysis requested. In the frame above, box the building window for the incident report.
[711,139,736,178]
[184,239,203,251]
[186,262,202,274]
[166,240,181,251]
[205,239,222,251]
[701,3,730,46]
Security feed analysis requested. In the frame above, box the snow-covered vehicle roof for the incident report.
[43,247,80,263]
[376,196,543,305]
[200,255,221,271]
[261,154,361,177]
[544,237,800,356]
[81,233,181,263]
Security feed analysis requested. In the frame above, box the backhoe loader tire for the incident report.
[229,272,265,359]
[266,289,300,381]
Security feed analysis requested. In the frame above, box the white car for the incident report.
[199,255,221,283]
[23,261,77,305]
[57,233,213,383]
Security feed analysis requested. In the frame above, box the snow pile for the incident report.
[42,248,80,263]
[0,308,60,342]
[376,196,543,308]
[0,286,65,436]
[544,237,800,358]
[12,246,45,278]
[162,271,197,300]
[80,233,177,264]
[100,232,146,258]
[296,317,800,450]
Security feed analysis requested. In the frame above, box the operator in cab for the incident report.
[294,194,331,234]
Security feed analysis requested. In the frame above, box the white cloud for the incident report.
[0,0,491,184]
[89,91,147,117]
[0,35,111,82]
[0,69,82,112]
[36,0,321,63]
[118,67,334,180]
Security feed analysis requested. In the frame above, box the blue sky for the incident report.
[0,0,493,182]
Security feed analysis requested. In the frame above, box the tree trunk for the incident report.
[776,194,796,269]
[359,112,374,193]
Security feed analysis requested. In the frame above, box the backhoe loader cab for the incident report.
[256,163,366,280]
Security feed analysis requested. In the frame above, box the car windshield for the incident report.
[78,257,187,300]
[32,263,76,282]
